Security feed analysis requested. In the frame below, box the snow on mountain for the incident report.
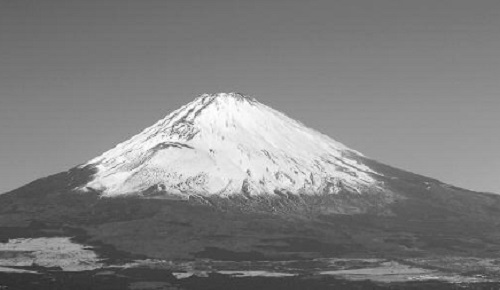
[80,93,383,197]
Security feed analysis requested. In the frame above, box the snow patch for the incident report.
[0,237,102,271]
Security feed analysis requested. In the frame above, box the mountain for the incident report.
[1,92,500,262]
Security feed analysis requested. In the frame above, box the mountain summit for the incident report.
[81,93,381,197]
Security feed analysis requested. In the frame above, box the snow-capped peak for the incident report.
[81,93,381,197]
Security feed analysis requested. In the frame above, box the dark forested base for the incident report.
[1,270,499,290]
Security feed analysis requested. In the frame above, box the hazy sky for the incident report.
[1,0,499,194]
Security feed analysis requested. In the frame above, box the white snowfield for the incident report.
[81,93,382,197]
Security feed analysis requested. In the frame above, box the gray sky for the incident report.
[1,0,499,194]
